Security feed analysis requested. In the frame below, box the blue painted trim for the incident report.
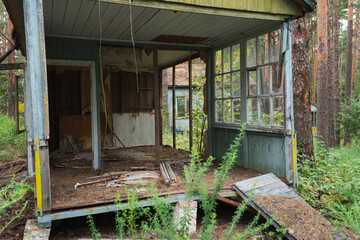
[37,190,236,225]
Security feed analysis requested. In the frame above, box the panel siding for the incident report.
[113,113,155,147]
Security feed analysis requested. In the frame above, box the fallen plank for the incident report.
[233,173,345,240]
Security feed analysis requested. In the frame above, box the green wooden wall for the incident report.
[45,37,98,61]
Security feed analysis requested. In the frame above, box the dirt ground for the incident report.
[1,147,359,240]
[0,159,35,240]
[50,146,262,210]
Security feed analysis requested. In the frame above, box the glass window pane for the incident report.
[247,38,256,68]
[223,47,231,73]
[259,66,270,95]
[260,97,270,126]
[215,75,222,98]
[248,70,257,96]
[258,34,269,65]
[224,73,231,97]
[215,50,222,74]
[273,96,284,126]
[233,99,241,124]
[247,98,258,125]
[224,99,232,123]
[232,71,241,97]
[232,44,240,70]
[185,97,189,117]
[270,29,280,62]
[272,64,284,93]
[216,100,223,122]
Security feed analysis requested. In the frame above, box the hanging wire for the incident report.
[129,0,140,94]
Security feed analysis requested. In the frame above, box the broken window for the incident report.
[246,29,284,127]
[214,43,241,124]
[176,96,189,118]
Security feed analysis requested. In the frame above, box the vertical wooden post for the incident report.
[172,66,176,149]
[188,60,193,151]
[23,0,51,216]
[15,75,19,134]
[154,49,161,164]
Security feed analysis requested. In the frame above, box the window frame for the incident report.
[213,43,242,125]
[245,29,285,131]
[175,95,189,119]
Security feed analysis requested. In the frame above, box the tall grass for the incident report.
[297,137,360,235]
[0,114,26,158]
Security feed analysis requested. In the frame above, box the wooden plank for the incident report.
[172,66,176,149]
[102,5,128,38]
[108,6,144,39]
[90,3,123,38]
[115,7,159,39]
[15,76,19,134]
[81,2,108,37]
[71,1,96,35]
[61,0,82,35]
[154,49,161,164]
[233,173,303,240]
[51,0,68,34]
[0,63,25,70]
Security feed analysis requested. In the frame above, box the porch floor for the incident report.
[50,146,263,210]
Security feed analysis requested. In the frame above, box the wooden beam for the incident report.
[15,76,19,134]
[0,63,25,70]
[188,60,193,151]
[172,66,176,149]
[154,49,161,164]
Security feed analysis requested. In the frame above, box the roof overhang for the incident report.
[3,0,315,56]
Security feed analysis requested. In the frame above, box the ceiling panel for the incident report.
[43,0,281,48]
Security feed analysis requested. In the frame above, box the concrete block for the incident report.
[172,200,197,234]
[23,219,51,240]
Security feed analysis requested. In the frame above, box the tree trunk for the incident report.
[292,17,314,164]
[7,17,15,119]
[345,0,354,101]
[317,0,332,147]
[332,0,341,145]
[352,7,359,95]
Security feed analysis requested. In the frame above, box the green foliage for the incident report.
[297,136,360,235]
[338,98,360,141]
[88,123,273,239]
[86,215,101,240]
[0,114,26,154]
[0,177,33,234]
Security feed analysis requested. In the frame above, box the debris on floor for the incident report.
[160,161,177,186]
[233,173,345,240]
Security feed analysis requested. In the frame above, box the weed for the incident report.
[297,136,360,235]
[87,123,274,239]
[0,176,33,234]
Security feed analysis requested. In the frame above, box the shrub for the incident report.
[338,98,360,142]
[88,123,274,239]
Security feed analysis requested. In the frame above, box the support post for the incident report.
[188,60,193,151]
[15,75,19,134]
[91,62,101,170]
[282,21,296,185]
[23,0,51,215]
[154,49,161,164]
[172,66,176,149]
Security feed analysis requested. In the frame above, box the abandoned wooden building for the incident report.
[3,0,315,228]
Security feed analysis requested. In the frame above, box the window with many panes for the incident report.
[246,30,284,127]
[214,44,241,124]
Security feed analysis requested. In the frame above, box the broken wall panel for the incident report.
[113,113,155,147]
